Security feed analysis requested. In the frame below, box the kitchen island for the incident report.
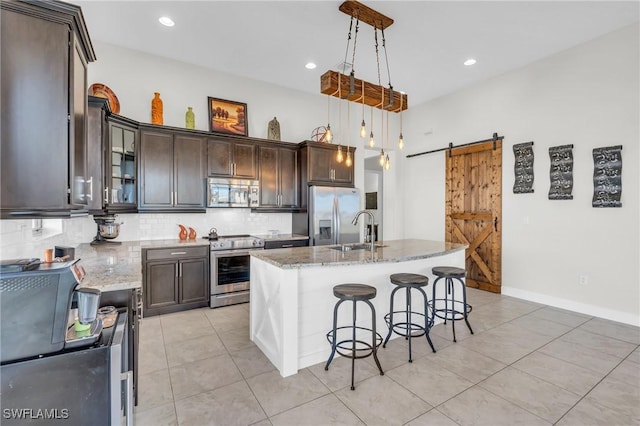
[250,239,467,377]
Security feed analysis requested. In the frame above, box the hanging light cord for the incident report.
[342,14,354,76]
[350,11,360,77]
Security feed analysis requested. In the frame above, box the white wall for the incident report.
[400,24,639,325]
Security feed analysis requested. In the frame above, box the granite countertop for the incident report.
[253,233,309,241]
[251,239,467,269]
[76,239,210,292]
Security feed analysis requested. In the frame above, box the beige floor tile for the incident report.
[405,408,461,426]
[174,380,267,426]
[585,377,640,418]
[205,305,250,332]
[138,339,168,375]
[137,368,174,411]
[529,306,592,327]
[218,326,256,352]
[335,375,431,426]
[438,386,550,426]
[628,346,640,364]
[165,333,227,367]
[457,324,550,364]
[478,366,581,423]
[507,314,574,338]
[578,317,640,345]
[139,315,163,343]
[247,369,330,417]
[249,420,273,426]
[465,287,503,307]
[556,395,639,426]
[169,352,243,400]
[560,328,637,358]
[230,345,277,379]
[134,401,177,426]
[512,351,602,396]
[160,310,216,344]
[365,337,414,370]
[539,339,624,375]
[386,356,474,406]
[429,343,507,384]
[308,354,383,392]
[269,394,364,426]
[607,359,640,387]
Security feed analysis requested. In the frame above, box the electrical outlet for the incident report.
[579,275,589,286]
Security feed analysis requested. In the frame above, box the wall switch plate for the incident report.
[579,275,589,286]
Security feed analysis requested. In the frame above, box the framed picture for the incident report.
[208,97,248,136]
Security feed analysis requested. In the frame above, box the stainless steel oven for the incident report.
[209,235,264,308]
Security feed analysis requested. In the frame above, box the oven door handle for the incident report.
[211,249,263,257]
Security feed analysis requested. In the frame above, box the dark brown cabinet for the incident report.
[1,1,95,217]
[300,142,355,187]
[87,97,139,214]
[258,144,299,209]
[207,138,256,179]
[143,246,209,317]
[139,127,206,212]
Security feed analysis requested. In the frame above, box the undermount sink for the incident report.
[329,243,386,252]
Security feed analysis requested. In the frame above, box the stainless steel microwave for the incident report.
[207,178,259,208]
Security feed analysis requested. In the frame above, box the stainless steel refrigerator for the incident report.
[305,186,361,246]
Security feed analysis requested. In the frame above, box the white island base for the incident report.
[250,240,466,377]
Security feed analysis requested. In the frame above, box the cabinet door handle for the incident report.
[104,187,109,204]
[281,244,294,248]
[170,251,187,255]
[233,163,237,176]
[175,264,179,277]
[86,176,93,202]
[179,263,182,277]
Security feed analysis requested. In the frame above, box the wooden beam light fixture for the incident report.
[320,1,408,113]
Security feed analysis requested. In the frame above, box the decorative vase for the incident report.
[151,92,163,125]
[178,224,187,240]
[188,227,197,239]
[185,107,195,129]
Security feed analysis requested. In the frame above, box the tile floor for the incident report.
[134,288,640,426]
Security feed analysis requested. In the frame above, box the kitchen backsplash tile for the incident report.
[0,210,293,259]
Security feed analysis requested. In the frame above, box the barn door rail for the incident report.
[406,132,503,158]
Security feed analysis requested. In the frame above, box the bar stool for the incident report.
[431,266,473,342]
[325,283,384,390]
[383,273,436,363]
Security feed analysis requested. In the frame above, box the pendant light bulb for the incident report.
[384,154,390,170]
[379,149,385,166]
[325,125,333,143]
[360,120,366,138]
[336,146,344,163]
[345,150,352,167]
[398,132,404,150]
[369,131,375,148]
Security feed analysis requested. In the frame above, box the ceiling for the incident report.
[73,1,639,108]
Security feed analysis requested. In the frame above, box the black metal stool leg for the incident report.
[432,277,439,329]
[458,277,474,335]
[365,299,384,376]
[383,286,400,347]
[406,287,413,362]
[325,299,343,370]
[448,278,457,342]
[350,300,356,390]
[416,287,436,353]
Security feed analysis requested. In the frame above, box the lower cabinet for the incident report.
[143,246,209,316]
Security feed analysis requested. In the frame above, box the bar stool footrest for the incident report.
[384,311,434,338]
[326,326,383,360]
[432,299,472,321]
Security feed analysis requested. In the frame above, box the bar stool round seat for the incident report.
[325,283,384,390]
[431,266,473,343]
[383,273,436,363]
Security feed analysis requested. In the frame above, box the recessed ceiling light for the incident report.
[464,58,477,66]
[305,62,317,70]
[159,16,175,27]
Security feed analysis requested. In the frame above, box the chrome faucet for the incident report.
[351,210,376,250]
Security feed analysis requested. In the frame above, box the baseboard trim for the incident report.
[501,286,639,327]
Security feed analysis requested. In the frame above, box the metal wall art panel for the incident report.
[513,141,534,194]
[592,145,622,208]
[548,144,574,200]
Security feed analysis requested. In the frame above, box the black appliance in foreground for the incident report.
[0,261,133,425]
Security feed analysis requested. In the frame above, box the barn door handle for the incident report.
[494,217,498,231]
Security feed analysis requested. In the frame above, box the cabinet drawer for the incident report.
[144,246,209,261]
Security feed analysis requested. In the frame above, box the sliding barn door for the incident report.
[445,139,502,293]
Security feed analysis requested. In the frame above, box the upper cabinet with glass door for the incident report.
[106,115,138,211]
